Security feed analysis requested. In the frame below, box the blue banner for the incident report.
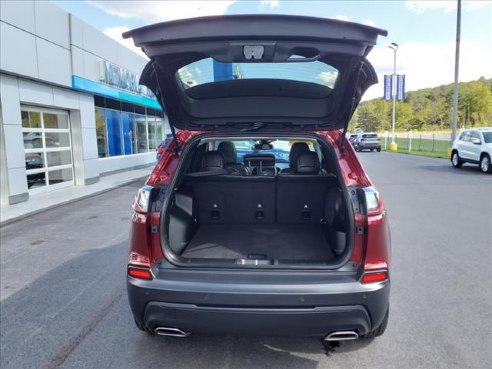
[383,75,392,100]
[397,74,406,100]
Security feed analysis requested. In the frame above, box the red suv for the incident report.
[125,15,391,342]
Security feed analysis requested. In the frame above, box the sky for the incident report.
[52,0,492,100]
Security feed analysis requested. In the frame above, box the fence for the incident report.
[382,134,451,156]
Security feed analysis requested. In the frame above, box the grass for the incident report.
[381,137,451,159]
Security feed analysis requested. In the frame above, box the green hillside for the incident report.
[350,77,492,132]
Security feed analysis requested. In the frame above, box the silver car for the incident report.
[451,128,492,173]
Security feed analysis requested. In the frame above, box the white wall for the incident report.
[0,1,72,87]
[0,1,158,204]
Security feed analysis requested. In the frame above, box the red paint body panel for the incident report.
[130,129,390,277]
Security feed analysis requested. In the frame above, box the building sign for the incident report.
[99,61,155,98]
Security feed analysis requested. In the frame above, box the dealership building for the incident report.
[0,1,169,207]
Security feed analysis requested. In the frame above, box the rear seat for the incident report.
[184,151,275,223]
[184,150,338,225]
[277,152,338,223]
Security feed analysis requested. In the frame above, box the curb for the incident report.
[0,177,147,227]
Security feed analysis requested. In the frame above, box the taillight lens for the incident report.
[132,186,152,213]
[361,270,388,284]
[362,187,380,212]
[128,267,153,280]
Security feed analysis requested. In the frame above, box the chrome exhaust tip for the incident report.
[324,331,359,341]
[154,327,190,338]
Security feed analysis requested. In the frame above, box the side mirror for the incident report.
[471,138,481,145]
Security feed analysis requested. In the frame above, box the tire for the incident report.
[376,147,381,152]
[361,307,389,339]
[480,154,492,173]
[451,151,463,168]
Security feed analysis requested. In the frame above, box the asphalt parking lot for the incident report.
[1,152,491,369]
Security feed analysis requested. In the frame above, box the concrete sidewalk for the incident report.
[0,167,152,226]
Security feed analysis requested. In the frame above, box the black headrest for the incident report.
[289,142,310,167]
[217,141,237,164]
[201,151,225,171]
[294,152,320,174]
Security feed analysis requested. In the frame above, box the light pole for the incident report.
[388,42,398,152]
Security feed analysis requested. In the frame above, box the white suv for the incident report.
[451,128,492,173]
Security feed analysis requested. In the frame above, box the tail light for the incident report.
[132,186,152,213]
[361,270,388,284]
[355,187,391,283]
[128,267,153,280]
[129,186,159,280]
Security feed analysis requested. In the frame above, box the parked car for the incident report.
[156,134,173,160]
[348,134,358,146]
[25,153,45,188]
[124,15,390,342]
[451,127,492,173]
[355,133,381,152]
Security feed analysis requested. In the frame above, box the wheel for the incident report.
[480,154,492,173]
[451,151,463,168]
[361,307,388,339]
[376,147,381,152]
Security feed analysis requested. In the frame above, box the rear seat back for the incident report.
[185,174,275,224]
[277,152,338,223]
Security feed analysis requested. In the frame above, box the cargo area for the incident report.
[162,137,352,267]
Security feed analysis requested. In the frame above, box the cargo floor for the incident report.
[181,224,334,260]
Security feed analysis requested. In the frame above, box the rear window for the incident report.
[177,58,339,89]
[362,134,378,138]
[213,139,314,165]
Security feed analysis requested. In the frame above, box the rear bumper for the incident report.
[358,142,381,149]
[128,266,390,337]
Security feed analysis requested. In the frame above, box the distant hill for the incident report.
[350,77,492,132]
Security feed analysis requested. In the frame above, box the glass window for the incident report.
[21,111,30,128]
[156,122,163,143]
[148,117,157,150]
[121,112,135,155]
[471,131,481,141]
[43,113,69,129]
[95,108,108,158]
[21,111,41,128]
[47,168,73,185]
[106,110,123,156]
[461,131,471,142]
[46,150,72,167]
[25,152,45,170]
[482,132,492,143]
[135,115,148,153]
[21,107,73,190]
[45,132,71,148]
[177,58,339,89]
[23,132,43,149]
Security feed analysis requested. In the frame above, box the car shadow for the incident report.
[419,164,487,176]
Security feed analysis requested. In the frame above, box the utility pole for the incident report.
[388,42,398,152]
[451,0,461,145]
